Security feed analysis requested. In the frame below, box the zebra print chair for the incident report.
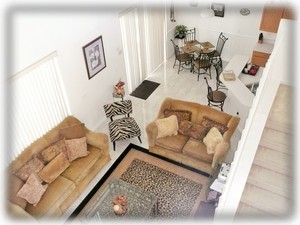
[103,100,142,150]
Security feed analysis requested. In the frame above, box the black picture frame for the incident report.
[82,35,106,79]
[211,3,225,17]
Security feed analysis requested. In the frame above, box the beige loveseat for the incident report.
[146,98,240,175]
[7,116,111,220]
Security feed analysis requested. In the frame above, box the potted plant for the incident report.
[174,25,187,39]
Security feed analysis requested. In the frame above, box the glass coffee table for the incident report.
[80,178,158,220]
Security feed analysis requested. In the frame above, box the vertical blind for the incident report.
[8,52,70,163]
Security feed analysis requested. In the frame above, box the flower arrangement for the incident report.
[115,80,125,95]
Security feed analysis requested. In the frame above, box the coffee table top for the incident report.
[80,178,158,220]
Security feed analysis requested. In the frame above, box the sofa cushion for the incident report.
[203,127,224,154]
[200,116,228,134]
[164,109,192,125]
[60,145,102,185]
[155,115,178,138]
[8,174,27,209]
[59,123,86,140]
[182,138,213,163]
[65,137,89,162]
[155,134,189,153]
[15,157,45,182]
[38,139,68,163]
[178,120,208,141]
[17,174,48,206]
[38,152,70,183]
[25,175,76,217]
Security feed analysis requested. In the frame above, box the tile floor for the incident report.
[61,57,242,222]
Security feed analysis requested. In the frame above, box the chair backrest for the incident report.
[204,77,214,100]
[184,28,196,43]
[103,100,132,119]
[195,52,212,68]
[171,39,184,61]
[216,32,228,56]
[214,59,223,80]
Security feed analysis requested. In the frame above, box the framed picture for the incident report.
[83,35,106,79]
[211,3,225,17]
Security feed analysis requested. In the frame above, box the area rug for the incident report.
[130,80,160,100]
[70,144,208,220]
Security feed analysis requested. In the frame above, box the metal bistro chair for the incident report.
[171,39,193,74]
[184,28,196,44]
[103,100,141,150]
[213,59,227,90]
[192,51,214,80]
[204,77,226,111]
[211,32,228,66]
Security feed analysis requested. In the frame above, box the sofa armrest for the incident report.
[223,116,240,143]
[211,141,230,168]
[85,130,109,156]
[146,121,158,147]
[7,201,37,221]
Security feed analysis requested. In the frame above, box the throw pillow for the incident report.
[164,109,192,125]
[15,157,45,182]
[38,139,68,163]
[65,137,89,162]
[59,123,86,140]
[38,152,70,183]
[200,116,228,135]
[178,120,208,141]
[212,141,230,168]
[16,174,48,206]
[203,127,223,154]
[155,115,178,139]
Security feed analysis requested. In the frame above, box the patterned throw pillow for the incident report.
[38,139,68,163]
[16,174,48,206]
[200,116,228,134]
[65,137,89,162]
[155,115,178,139]
[15,157,45,182]
[164,109,192,125]
[178,120,208,141]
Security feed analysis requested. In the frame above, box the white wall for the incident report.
[11,7,127,130]
[169,3,265,62]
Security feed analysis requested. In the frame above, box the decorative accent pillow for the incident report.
[16,174,48,206]
[155,115,178,139]
[164,109,192,125]
[38,139,67,163]
[59,123,86,140]
[38,152,70,183]
[200,116,228,135]
[212,141,230,168]
[65,137,89,162]
[15,157,45,182]
[203,127,223,154]
[178,120,208,141]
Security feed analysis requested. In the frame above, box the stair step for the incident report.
[265,118,292,134]
[258,127,293,155]
[236,202,272,217]
[240,184,291,216]
[247,164,293,198]
[253,146,292,176]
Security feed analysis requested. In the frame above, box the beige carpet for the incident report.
[75,147,209,219]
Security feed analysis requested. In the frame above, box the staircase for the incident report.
[235,84,294,217]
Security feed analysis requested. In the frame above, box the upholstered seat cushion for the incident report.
[108,117,141,142]
[182,138,213,163]
[155,134,189,153]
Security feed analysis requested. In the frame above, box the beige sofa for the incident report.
[7,116,111,219]
[146,98,240,175]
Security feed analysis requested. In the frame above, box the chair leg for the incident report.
[113,142,116,151]
[137,136,142,143]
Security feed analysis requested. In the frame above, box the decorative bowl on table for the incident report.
[112,195,128,216]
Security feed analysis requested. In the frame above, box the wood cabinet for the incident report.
[260,5,295,33]
[251,51,270,67]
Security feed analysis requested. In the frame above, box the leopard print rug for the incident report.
[120,159,202,219]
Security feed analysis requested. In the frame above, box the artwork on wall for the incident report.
[82,35,106,79]
[211,3,225,17]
